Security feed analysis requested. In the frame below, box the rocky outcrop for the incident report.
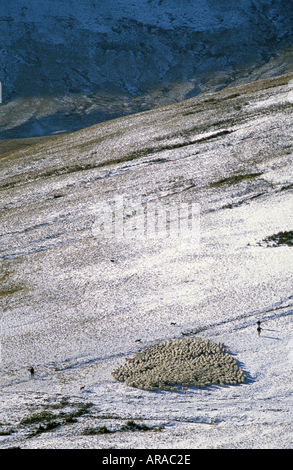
[1,0,293,138]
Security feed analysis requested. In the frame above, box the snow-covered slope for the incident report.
[1,72,293,448]
[1,0,293,138]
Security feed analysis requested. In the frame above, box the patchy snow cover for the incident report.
[0,73,293,448]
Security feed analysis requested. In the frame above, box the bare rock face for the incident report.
[1,0,293,138]
[112,337,246,391]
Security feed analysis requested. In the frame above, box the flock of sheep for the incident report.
[112,337,246,391]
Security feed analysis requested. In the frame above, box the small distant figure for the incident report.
[257,320,262,336]
[110,259,115,263]
[135,339,141,343]
[171,322,176,326]
[28,367,34,378]
[257,326,262,337]
[80,385,85,390]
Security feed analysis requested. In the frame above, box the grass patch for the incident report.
[0,429,14,436]
[210,172,263,188]
[82,426,113,435]
[20,400,94,438]
[20,411,57,426]
[120,420,152,432]
[0,135,60,157]
[280,183,293,191]
[42,396,70,409]
[262,230,293,247]
[81,420,162,436]
[0,285,23,297]
[0,181,18,190]
[27,421,61,437]
[43,163,97,178]
[98,414,122,420]
[63,414,78,424]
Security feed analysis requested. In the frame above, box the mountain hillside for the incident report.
[1,0,293,138]
[1,72,293,448]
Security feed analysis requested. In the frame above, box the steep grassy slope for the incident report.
[1,72,293,448]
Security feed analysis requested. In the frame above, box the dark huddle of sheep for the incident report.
[112,337,246,391]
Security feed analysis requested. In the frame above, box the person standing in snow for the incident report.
[257,326,262,337]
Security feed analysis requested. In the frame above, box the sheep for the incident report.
[112,337,246,391]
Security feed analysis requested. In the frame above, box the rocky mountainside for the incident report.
[1,0,293,138]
